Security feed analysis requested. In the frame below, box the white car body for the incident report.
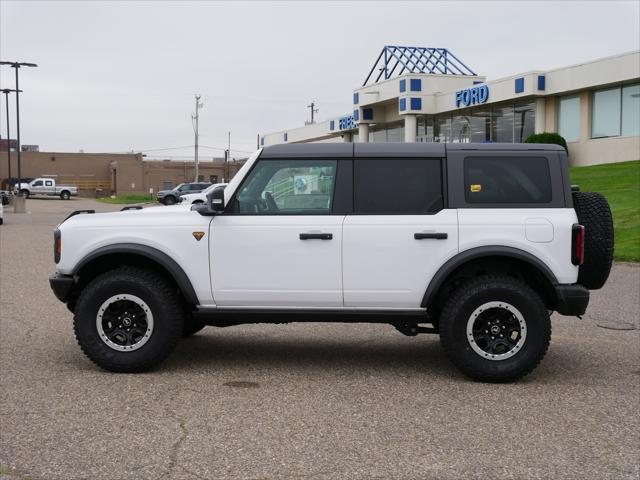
[55,148,579,309]
[179,183,228,205]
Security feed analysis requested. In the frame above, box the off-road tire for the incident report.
[572,191,614,289]
[439,275,551,383]
[164,195,176,205]
[74,266,184,372]
[60,190,71,200]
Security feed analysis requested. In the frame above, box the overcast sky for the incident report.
[1,0,639,159]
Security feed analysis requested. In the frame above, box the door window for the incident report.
[45,180,53,187]
[353,158,443,214]
[32,180,43,186]
[232,159,337,214]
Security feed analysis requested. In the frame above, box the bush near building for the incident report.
[570,160,639,262]
[525,132,568,152]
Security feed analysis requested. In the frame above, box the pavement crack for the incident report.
[166,409,188,478]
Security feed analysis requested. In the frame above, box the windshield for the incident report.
[174,183,187,191]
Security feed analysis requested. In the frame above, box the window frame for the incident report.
[351,157,446,216]
[591,86,622,139]
[224,157,343,216]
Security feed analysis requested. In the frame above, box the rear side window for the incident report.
[464,157,552,204]
[354,158,443,214]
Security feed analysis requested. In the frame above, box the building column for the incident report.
[535,98,546,134]
[358,123,369,143]
[404,114,417,142]
[342,132,352,143]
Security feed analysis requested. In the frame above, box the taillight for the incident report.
[54,229,61,263]
[571,224,584,266]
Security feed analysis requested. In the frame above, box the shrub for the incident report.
[524,132,568,152]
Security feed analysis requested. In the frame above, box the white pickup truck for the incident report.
[15,178,78,200]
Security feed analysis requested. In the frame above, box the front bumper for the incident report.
[49,272,74,302]
[554,284,589,316]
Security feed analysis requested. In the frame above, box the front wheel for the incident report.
[20,189,29,199]
[73,267,184,372]
[439,275,550,383]
[164,195,176,205]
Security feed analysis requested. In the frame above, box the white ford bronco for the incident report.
[50,143,614,382]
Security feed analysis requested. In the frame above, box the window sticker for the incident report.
[470,184,482,193]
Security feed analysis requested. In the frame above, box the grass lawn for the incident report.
[96,194,155,205]
[569,160,640,262]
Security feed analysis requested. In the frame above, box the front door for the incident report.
[342,157,459,308]
[210,158,343,307]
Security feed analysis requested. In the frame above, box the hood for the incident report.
[59,203,197,228]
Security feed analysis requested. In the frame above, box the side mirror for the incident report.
[208,187,225,213]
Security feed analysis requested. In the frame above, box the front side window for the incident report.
[232,159,337,214]
[464,157,552,204]
[32,180,43,186]
[354,158,443,214]
[558,95,581,142]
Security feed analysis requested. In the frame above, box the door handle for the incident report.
[299,233,333,240]
[414,232,448,240]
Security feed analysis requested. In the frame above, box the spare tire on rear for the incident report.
[572,191,614,289]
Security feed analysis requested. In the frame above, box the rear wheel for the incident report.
[439,275,550,383]
[60,190,71,200]
[74,267,184,372]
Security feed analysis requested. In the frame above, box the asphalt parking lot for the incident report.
[0,198,638,480]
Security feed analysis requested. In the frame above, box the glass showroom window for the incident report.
[622,83,640,137]
[558,95,580,142]
[492,104,514,143]
[592,87,621,138]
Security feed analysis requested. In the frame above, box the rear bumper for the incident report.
[49,272,74,302]
[554,284,589,316]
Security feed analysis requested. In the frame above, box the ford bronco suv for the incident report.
[49,143,614,382]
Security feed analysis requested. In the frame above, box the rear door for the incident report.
[210,155,348,307]
[343,145,458,308]
[44,179,55,194]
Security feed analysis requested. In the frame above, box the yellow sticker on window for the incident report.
[470,184,482,193]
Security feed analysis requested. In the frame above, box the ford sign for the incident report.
[455,85,489,108]
[338,115,357,130]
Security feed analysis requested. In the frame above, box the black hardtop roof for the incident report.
[260,142,565,158]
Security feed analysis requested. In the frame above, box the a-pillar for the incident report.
[358,123,369,143]
[404,114,417,143]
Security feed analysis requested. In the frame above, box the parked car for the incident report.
[14,178,78,200]
[49,143,614,382]
[0,190,12,206]
[179,183,227,205]
[156,182,211,205]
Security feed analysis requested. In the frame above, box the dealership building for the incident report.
[261,47,640,166]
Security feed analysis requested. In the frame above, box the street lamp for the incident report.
[0,61,38,198]
[1,88,22,186]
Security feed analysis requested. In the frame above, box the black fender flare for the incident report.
[421,246,558,308]
[73,243,199,305]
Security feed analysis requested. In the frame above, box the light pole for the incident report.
[0,61,38,201]
[1,88,21,186]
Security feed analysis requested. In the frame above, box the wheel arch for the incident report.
[72,243,199,306]
[422,246,559,311]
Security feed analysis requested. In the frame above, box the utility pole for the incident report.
[191,94,203,182]
[0,61,37,213]
[1,88,21,184]
[306,101,318,124]
[227,131,231,181]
